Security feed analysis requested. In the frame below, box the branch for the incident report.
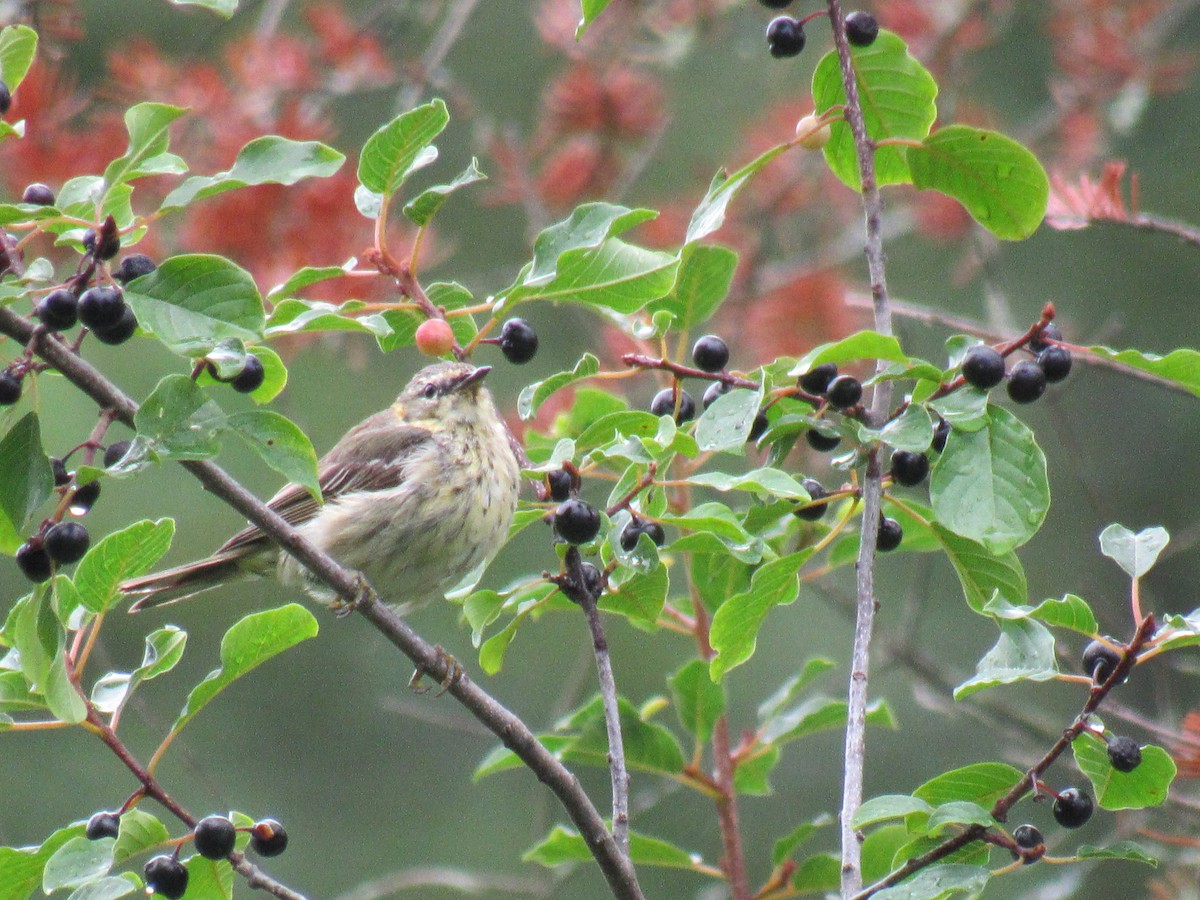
[825,3,894,896]
[0,306,645,900]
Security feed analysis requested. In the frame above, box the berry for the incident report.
[414,318,455,357]
[766,16,806,57]
[554,498,601,545]
[1052,787,1093,829]
[90,305,138,346]
[748,411,769,442]
[1082,640,1122,683]
[51,458,71,486]
[620,518,666,551]
[193,814,237,860]
[794,479,829,521]
[795,114,831,150]
[104,440,132,468]
[579,561,605,600]
[691,334,729,373]
[35,289,78,331]
[877,517,903,552]
[1029,322,1062,353]
[22,183,55,206]
[16,541,52,582]
[144,855,189,899]
[844,11,879,46]
[547,469,572,502]
[931,418,951,453]
[249,819,288,857]
[1107,736,1142,773]
[806,428,841,453]
[1013,824,1043,851]
[44,522,89,565]
[77,287,126,331]
[799,363,837,395]
[113,254,157,284]
[1007,360,1047,404]
[230,354,266,394]
[0,81,10,115]
[826,375,862,409]
[702,380,730,409]
[1038,346,1072,383]
[890,450,929,487]
[85,811,121,841]
[499,318,539,364]
[961,345,1005,390]
[759,0,793,7]
[68,480,101,515]
[650,387,696,423]
[0,370,21,405]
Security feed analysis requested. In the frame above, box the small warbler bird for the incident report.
[122,361,521,611]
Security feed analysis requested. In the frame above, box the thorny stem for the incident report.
[825,1,894,895]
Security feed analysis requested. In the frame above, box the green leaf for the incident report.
[688,466,810,499]
[648,243,738,328]
[872,864,989,899]
[687,144,792,244]
[790,330,912,376]
[913,762,1023,809]
[877,404,934,453]
[73,519,174,614]
[266,265,353,302]
[10,592,55,693]
[733,744,780,795]
[42,836,112,892]
[525,203,658,285]
[668,659,725,743]
[518,353,599,420]
[907,125,1049,240]
[564,697,685,777]
[165,0,237,15]
[693,387,765,453]
[0,25,38,93]
[761,695,894,745]
[111,809,170,865]
[159,137,344,213]
[811,31,938,190]
[953,617,1058,699]
[264,299,380,338]
[102,103,188,195]
[1076,841,1158,866]
[357,99,449,198]
[474,735,574,781]
[930,405,1049,554]
[505,238,678,313]
[601,563,668,628]
[0,826,82,899]
[402,158,486,226]
[757,658,836,721]
[987,592,1098,636]
[1098,523,1169,579]
[182,855,233,900]
[0,413,53,554]
[478,615,522,675]
[709,551,810,680]
[135,375,225,460]
[929,387,989,432]
[171,604,318,736]
[108,627,187,715]
[124,254,265,356]
[1073,736,1175,810]
[222,410,320,500]
[45,648,86,723]
[852,795,933,829]
[65,874,139,898]
[576,0,616,38]
[926,801,995,836]
[791,853,842,892]
[771,814,834,866]
[931,524,1027,613]
[525,825,702,871]
[1086,344,1200,397]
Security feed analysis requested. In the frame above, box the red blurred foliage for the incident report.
[1046,160,1137,230]
[737,270,863,365]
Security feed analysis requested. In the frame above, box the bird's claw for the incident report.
[330,573,373,619]
[408,646,464,696]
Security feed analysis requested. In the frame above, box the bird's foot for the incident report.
[408,646,464,696]
[329,572,374,619]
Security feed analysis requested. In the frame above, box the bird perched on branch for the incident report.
[122,361,521,612]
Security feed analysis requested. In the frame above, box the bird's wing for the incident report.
[214,415,435,555]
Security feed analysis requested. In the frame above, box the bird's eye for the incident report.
[422,383,438,400]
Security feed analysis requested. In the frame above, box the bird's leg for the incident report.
[329,572,374,618]
[408,645,463,695]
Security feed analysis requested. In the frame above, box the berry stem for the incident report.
[621,352,759,389]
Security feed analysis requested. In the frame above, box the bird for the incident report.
[122,361,521,612]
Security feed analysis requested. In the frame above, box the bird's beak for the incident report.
[453,365,491,392]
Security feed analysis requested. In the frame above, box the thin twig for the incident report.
[712,715,750,900]
[0,305,645,900]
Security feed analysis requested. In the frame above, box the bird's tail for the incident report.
[122,552,256,611]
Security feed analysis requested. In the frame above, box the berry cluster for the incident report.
[960,322,1072,405]
[761,3,879,60]
[654,334,769,442]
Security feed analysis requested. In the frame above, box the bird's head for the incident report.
[392,361,496,428]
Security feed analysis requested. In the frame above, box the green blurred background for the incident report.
[2,1,1200,897]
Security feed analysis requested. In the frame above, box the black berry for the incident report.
[1052,787,1093,829]
[877,516,903,552]
[748,410,769,442]
[691,334,729,373]
[35,289,78,331]
[799,363,838,395]
[620,518,665,551]
[758,0,793,8]
[44,522,89,565]
[85,811,121,841]
[113,253,157,284]
[1012,824,1043,850]
[90,305,138,345]
[249,819,288,857]
[1007,360,1047,404]
[51,458,71,486]
[547,469,572,502]
[104,440,132,468]
[962,345,1005,390]
[826,375,862,409]
[844,11,879,46]
[193,814,237,860]
[766,16,806,57]
[21,183,55,206]
[650,387,696,423]
[1037,346,1072,383]
[579,561,604,600]
[1107,736,1142,773]
[931,418,951,453]
[230,354,265,393]
[1029,322,1062,353]
[702,380,730,409]
[144,855,189,899]
[0,370,21,405]
[554,498,602,545]
[794,479,829,521]
[0,81,10,115]
[16,541,52,582]
[68,480,101,515]
[1082,640,1122,683]
[890,450,929,487]
[77,287,126,331]
[805,427,841,453]
[499,318,538,364]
